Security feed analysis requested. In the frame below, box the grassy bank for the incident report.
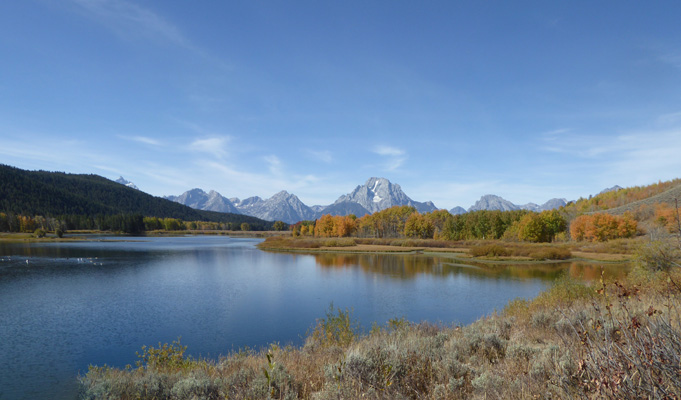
[80,239,681,399]
[257,236,638,262]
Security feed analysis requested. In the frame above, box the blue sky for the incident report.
[1,1,681,209]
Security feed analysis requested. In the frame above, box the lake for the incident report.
[0,236,624,399]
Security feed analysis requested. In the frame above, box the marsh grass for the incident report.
[469,242,572,260]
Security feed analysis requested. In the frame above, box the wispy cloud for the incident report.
[118,135,162,146]
[542,127,681,185]
[543,128,571,137]
[373,145,407,171]
[306,149,333,163]
[189,136,231,158]
[657,111,681,126]
[659,51,681,69]
[70,0,191,48]
[263,155,282,175]
[374,145,405,157]
[541,130,616,158]
[199,160,329,202]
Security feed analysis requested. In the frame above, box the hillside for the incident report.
[599,184,681,216]
[563,178,681,215]
[0,164,272,228]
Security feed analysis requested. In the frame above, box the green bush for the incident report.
[308,304,358,348]
[636,239,681,271]
[136,337,194,372]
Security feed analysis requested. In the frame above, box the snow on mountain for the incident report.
[232,196,264,209]
[171,189,315,223]
[114,176,139,190]
[331,177,438,214]
[467,195,567,212]
[166,177,572,224]
[167,188,240,214]
[310,205,327,213]
[236,191,316,224]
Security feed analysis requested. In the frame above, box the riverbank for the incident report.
[257,235,637,263]
[80,240,681,399]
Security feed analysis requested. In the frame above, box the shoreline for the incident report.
[0,231,634,263]
[257,238,635,264]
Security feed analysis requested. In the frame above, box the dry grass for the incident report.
[570,251,632,262]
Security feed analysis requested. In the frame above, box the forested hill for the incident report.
[563,178,681,215]
[0,164,271,227]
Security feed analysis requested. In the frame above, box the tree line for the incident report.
[0,212,285,234]
[290,205,639,243]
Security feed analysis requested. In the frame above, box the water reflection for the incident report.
[313,253,630,282]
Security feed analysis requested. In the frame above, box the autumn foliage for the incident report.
[569,213,637,242]
[565,178,681,213]
[512,210,567,243]
[654,203,681,233]
[355,206,416,238]
[312,214,357,237]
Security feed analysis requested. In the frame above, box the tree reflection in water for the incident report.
[313,253,629,282]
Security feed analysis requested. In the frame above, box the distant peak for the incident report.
[114,176,139,190]
[366,177,389,184]
[599,185,623,195]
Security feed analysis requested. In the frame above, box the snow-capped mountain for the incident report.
[166,177,570,224]
[467,195,567,213]
[236,191,316,224]
[330,177,437,214]
[166,189,240,214]
[114,176,139,190]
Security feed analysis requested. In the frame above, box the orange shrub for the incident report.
[570,213,637,242]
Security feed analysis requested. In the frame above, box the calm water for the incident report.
[0,236,624,399]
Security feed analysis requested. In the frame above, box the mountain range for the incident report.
[166,177,435,224]
[166,177,566,224]
[463,195,567,213]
